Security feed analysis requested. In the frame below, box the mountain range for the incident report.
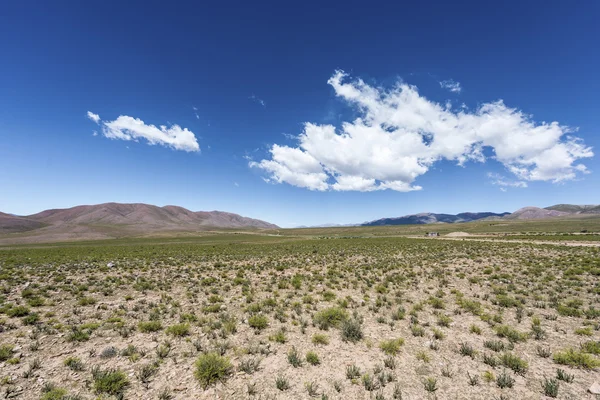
[1,203,598,243]
[0,203,278,241]
[360,204,599,226]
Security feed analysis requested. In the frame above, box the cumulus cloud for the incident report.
[87,112,200,152]
[440,79,462,93]
[487,172,528,189]
[251,70,593,192]
[87,111,100,123]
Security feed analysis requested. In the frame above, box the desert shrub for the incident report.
[138,320,162,333]
[0,344,14,361]
[313,307,348,330]
[494,325,528,343]
[92,368,129,396]
[379,338,404,355]
[166,323,190,337]
[542,378,559,397]
[500,353,528,375]
[287,347,303,367]
[340,318,363,343]
[553,348,600,369]
[311,333,329,345]
[306,351,320,365]
[64,357,84,371]
[194,353,233,389]
[248,314,268,332]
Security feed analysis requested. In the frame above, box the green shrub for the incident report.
[248,314,269,331]
[553,348,600,369]
[306,351,320,365]
[138,320,163,333]
[0,344,14,361]
[379,338,404,355]
[500,353,528,375]
[340,318,363,343]
[166,323,190,337]
[311,333,329,345]
[313,307,348,330]
[194,353,233,389]
[92,368,130,396]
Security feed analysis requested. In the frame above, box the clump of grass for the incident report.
[0,344,14,361]
[537,346,551,358]
[423,377,437,392]
[311,333,329,345]
[340,318,363,343]
[484,340,505,352]
[346,364,361,380]
[248,314,269,332]
[313,307,348,330]
[194,353,233,389]
[553,348,600,369]
[269,329,287,343]
[580,341,600,355]
[556,368,574,383]
[459,342,477,359]
[494,325,528,343]
[138,320,162,333]
[469,325,481,335]
[92,368,130,397]
[40,384,67,400]
[542,377,559,398]
[166,323,190,337]
[276,375,290,391]
[306,351,320,365]
[379,338,404,355]
[238,357,261,374]
[63,356,84,371]
[500,353,528,375]
[287,347,303,367]
[496,369,515,389]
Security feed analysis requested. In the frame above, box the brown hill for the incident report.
[0,212,46,234]
[505,206,569,220]
[0,203,278,244]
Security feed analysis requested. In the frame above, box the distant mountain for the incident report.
[505,207,568,220]
[0,203,278,243]
[545,204,600,214]
[362,211,509,226]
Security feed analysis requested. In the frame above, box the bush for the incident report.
[306,351,320,365]
[341,319,363,343]
[494,325,528,343]
[311,333,329,345]
[194,353,233,389]
[92,368,130,396]
[0,344,14,361]
[138,320,162,333]
[248,314,269,332]
[500,353,528,375]
[553,348,600,369]
[313,307,348,330]
[166,323,190,337]
[379,338,404,355]
[7,305,30,317]
[542,377,559,397]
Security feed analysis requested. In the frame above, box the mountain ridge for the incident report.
[1,203,278,241]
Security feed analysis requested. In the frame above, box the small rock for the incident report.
[589,382,600,394]
[107,262,114,267]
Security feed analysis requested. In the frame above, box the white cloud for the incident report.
[251,70,593,192]
[87,112,200,152]
[487,172,528,188]
[440,79,462,93]
[87,111,100,123]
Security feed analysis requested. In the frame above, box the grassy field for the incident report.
[0,228,599,399]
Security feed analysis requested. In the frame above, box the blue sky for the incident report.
[1,1,599,227]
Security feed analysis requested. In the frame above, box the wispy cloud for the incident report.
[487,172,528,189]
[440,79,462,93]
[249,94,266,107]
[87,112,200,152]
[251,70,592,192]
[87,111,100,124]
